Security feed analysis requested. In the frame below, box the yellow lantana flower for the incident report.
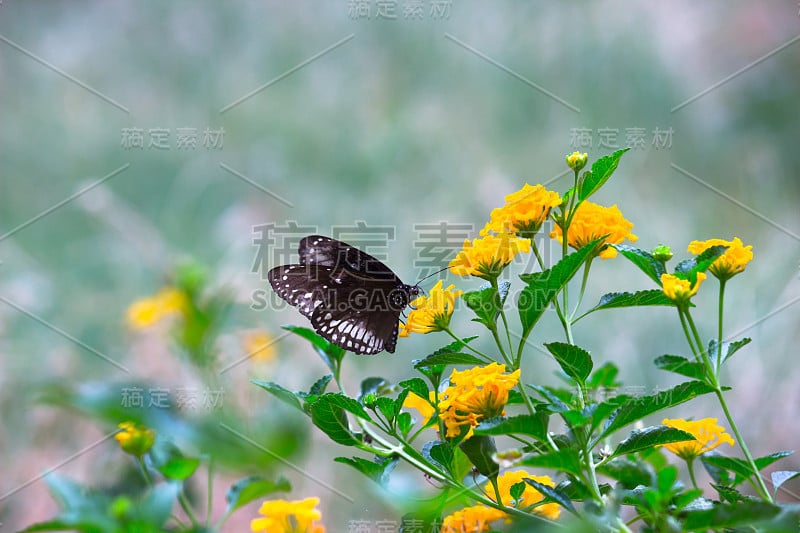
[126,287,189,329]
[661,418,735,460]
[549,201,637,259]
[242,330,277,362]
[438,363,521,439]
[565,151,588,171]
[114,421,155,457]
[480,183,562,238]
[487,470,561,520]
[661,273,706,304]
[440,504,506,533]
[687,237,753,280]
[251,497,325,533]
[398,280,462,338]
[403,391,437,426]
[449,233,531,280]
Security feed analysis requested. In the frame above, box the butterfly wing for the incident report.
[310,299,400,355]
[299,235,399,281]
[267,264,331,318]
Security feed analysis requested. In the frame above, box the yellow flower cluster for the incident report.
[439,363,520,438]
[440,504,505,533]
[480,183,562,238]
[114,421,155,457]
[565,151,588,170]
[126,287,189,329]
[251,497,326,533]
[399,280,462,338]
[687,237,753,280]
[549,201,637,259]
[488,470,561,520]
[661,418,735,460]
[661,273,706,304]
[402,391,437,426]
[449,233,531,280]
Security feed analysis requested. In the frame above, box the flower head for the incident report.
[438,363,520,439]
[449,233,531,280]
[487,470,561,520]
[687,237,753,280]
[661,418,735,460]
[403,391,437,426]
[549,201,637,259]
[440,505,506,533]
[481,184,562,238]
[115,421,155,457]
[243,330,277,362]
[251,497,325,533]
[126,287,189,329]
[398,280,462,337]
[661,273,706,304]
[566,151,588,171]
[652,244,673,262]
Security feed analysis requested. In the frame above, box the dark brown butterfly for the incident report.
[268,235,420,354]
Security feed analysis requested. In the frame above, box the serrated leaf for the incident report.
[578,148,629,202]
[708,337,752,365]
[528,384,571,413]
[472,414,549,442]
[598,458,654,489]
[523,478,577,515]
[225,475,291,513]
[309,374,333,396]
[423,440,454,473]
[309,397,360,446]
[771,471,800,494]
[711,483,752,504]
[545,342,593,383]
[682,501,781,529]
[398,378,429,400]
[654,355,707,380]
[596,381,715,443]
[156,456,201,480]
[518,240,600,339]
[701,455,754,485]
[611,425,695,459]
[282,325,345,374]
[674,245,727,283]
[587,290,674,316]
[359,377,390,402]
[397,412,413,436]
[609,245,667,286]
[520,449,583,478]
[755,450,793,470]
[587,362,620,389]
[252,380,303,411]
[463,284,503,330]
[459,435,499,478]
[375,397,397,423]
[510,481,526,502]
[334,455,398,487]
[413,352,486,369]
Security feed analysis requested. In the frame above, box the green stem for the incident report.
[490,277,516,360]
[716,279,727,373]
[682,310,773,503]
[206,457,214,525]
[444,328,495,363]
[178,488,201,528]
[569,258,593,322]
[687,458,700,492]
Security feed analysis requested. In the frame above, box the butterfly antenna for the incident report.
[414,266,450,287]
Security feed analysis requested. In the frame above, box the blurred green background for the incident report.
[1,1,799,530]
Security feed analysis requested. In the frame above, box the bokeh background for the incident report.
[1,1,799,530]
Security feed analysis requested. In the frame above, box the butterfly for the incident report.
[268,235,420,355]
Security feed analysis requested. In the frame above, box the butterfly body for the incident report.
[268,235,419,354]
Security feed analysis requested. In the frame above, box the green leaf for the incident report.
[674,245,727,283]
[309,374,333,397]
[462,283,506,330]
[459,435,499,478]
[611,425,695,459]
[309,396,361,446]
[682,502,781,529]
[771,471,800,495]
[252,380,303,412]
[596,381,716,442]
[375,397,397,423]
[473,414,549,442]
[510,481,526,502]
[586,362,620,389]
[399,378,429,400]
[282,325,345,374]
[520,448,583,478]
[518,240,600,339]
[523,478,577,515]
[313,393,371,420]
[138,482,181,524]
[756,450,794,470]
[654,355,707,380]
[545,342,593,383]
[609,245,666,286]
[225,475,291,513]
[711,483,752,504]
[335,455,398,487]
[423,440,454,474]
[587,290,674,316]
[397,412,413,436]
[156,456,201,481]
[413,351,486,369]
[577,148,630,202]
[598,458,654,489]
[359,377,391,402]
[701,455,754,485]
[708,337,752,364]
